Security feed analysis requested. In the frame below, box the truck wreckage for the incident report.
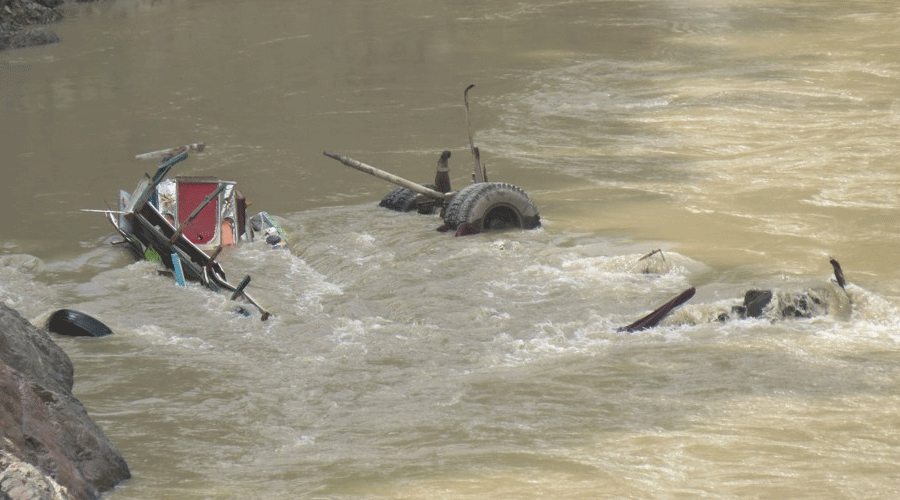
[92,143,287,320]
[324,85,541,236]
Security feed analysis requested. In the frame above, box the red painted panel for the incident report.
[177,181,219,245]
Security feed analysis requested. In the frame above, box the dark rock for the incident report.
[742,289,773,318]
[0,0,64,50]
[0,304,130,500]
[0,305,73,396]
[4,26,59,48]
[35,0,64,8]
[1,0,62,26]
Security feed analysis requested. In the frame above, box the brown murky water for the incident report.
[2,1,900,498]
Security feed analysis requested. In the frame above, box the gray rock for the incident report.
[1,448,72,500]
[0,0,63,50]
[0,304,130,500]
[4,26,59,48]
[0,305,73,395]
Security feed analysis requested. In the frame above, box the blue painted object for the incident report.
[171,252,186,288]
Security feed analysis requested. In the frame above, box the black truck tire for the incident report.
[443,182,540,232]
[379,184,440,214]
[46,309,113,337]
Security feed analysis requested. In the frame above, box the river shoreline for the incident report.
[0,0,89,50]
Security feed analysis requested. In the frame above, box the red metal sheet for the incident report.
[177,180,219,245]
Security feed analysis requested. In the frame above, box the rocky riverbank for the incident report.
[0,0,77,50]
[0,303,130,500]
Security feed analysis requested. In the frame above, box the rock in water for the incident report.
[0,304,130,500]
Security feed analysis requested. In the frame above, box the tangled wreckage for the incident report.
[94,143,287,320]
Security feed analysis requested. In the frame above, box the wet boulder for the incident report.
[0,304,130,500]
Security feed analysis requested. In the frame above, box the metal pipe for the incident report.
[323,151,455,200]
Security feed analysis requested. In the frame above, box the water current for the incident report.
[2,1,899,498]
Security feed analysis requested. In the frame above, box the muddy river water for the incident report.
[2,1,900,498]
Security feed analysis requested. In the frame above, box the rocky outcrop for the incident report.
[0,0,63,50]
[0,304,130,500]
[1,447,71,500]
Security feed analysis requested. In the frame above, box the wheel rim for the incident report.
[483,205,522,230]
